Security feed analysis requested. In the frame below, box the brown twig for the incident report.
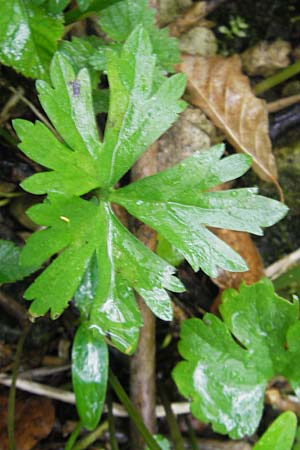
[267,94,300,113]
[130,143,158,449]
[0,290,28,327]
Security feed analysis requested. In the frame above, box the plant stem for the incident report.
[71,421,108,450]
[159,385,184,450]
[184,416,198,450]
[109,370,162,450]
[130,143,158,449]
[108,394,119,450]
[254,60,300,95]
[64,421,82,450]
[8,323,30,450]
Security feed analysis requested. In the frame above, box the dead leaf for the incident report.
[0,395,55,450]
[211,230,265,290]
[179,54,282,197]
[210,230,265,313]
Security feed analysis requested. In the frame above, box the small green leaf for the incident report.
[0,0,64,80]
[72,323,108,430]
[173,279,300,438]
[0,240,35,283]
[99,0,180,71]
[253,412,297,450]
[111,146,287,277]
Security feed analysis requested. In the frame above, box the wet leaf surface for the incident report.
[173,279,300,438]
[0,0,63,80]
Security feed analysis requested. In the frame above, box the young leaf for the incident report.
[253,412,297,450]
[0,0,64,80]
[173,279,300,438]
[72,323,108,430]
[110,146,287,277]
[0,240,35,283]
[98,0,180,71]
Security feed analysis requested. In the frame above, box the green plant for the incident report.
[173,279,300,438]
[0,0,293,446]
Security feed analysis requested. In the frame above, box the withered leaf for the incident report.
[179,55,281,195]
[211,229,264,290]
[0,395,55,450]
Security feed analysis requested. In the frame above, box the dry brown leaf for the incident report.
[210,230,265,313]
[179,54,283,198]
[211,230,264,290]
[0,395,55,450]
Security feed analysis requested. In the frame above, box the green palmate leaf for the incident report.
[98,0,180,71]
[110,145,287,277]
[20,195,182,352]
[14,27,185,195]
[253,412,297,450]
[173,279,300,439]
[13,53,102,196]
[0,240,35,283]
[98,27,186,186]
[0,0,64,80]
[72,323,108,430]
[16,26,287,356]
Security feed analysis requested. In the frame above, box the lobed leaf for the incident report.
[0,0,63,80]
[173,279,300,438]
[111,146,287,277]
[99,0,180,71]
[21,196,181,352]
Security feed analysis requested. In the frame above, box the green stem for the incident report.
[108,395,119,450]
[158,386,184,450]
[64,421,82,450]
[109,370,162,450]
[72,421,108,450]
[254,60,300,95]
[184,416,198,450]
[8,324,30,450]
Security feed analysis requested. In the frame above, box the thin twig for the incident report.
[7,86,59,138]
[0,290,28,327]
[0,88,24,126]
[265,248,300,280]
[159,384,185,450]
[0,375,191,417]
[267,94,300,113]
